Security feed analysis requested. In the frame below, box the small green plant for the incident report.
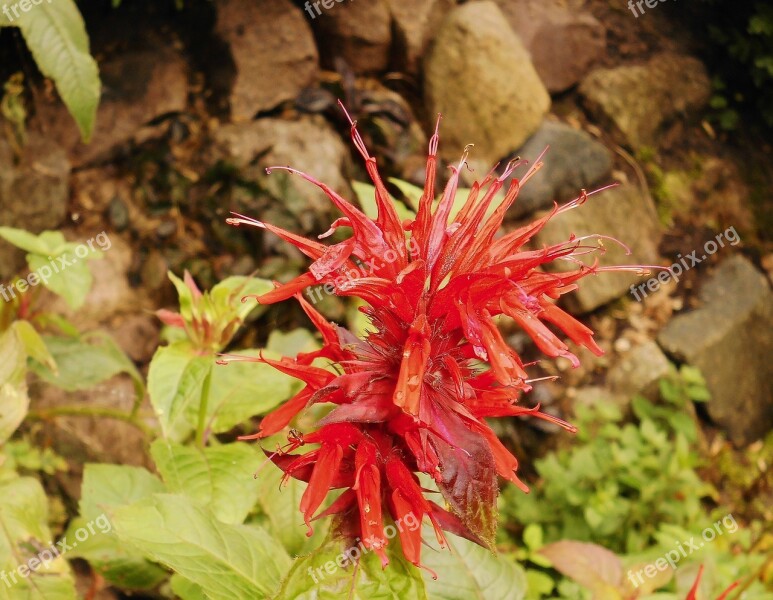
[0,0,100,140]
[503,367,714,557]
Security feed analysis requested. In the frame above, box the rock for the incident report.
[112,314,160,364]
[657,256,773,445]
[506,120,613,218]
[0,133,70,279]
[387,0,454,74]
[32,45,188,166]
[213,115,351,228]
[313,0,392,74]
[579,53,711,150]
[40,235,141,327]
[494,0,606,93]
[423,1,550,170]
[532,183,662,312]
[608,341,673,401]
[215,0,318,120]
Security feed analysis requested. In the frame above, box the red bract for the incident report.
[224,104,647,573]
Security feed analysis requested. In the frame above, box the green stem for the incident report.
[196,366,213,448]
[27,406,154,437]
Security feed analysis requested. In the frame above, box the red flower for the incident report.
[224,104,647,573]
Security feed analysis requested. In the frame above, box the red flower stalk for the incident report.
[224,104,648,573]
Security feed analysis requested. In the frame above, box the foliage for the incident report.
[690,0,773,130]
[502,368,772,599]
[503,368,714,557]
[0,0,100,140]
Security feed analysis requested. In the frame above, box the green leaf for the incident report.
[30,332,144,402]
[13,320,57,373]
[210,276,274,322]
[0,477,77,599]
[273,534,426,600]
[149,344,297,441]
[266,328,320,358]
[70,464,167,590]
[6,0,100,140]
[352,181,415,222]
[0,326,29,443]
[148,342,203,441]
[422,531,528,600]
[523,524,544,551]
[150,440,262,525]
[254,458,328,557]
[112,493,292,599]
[0,226,50,255]
[27,252,93,309]
[207,349,297,434]
[170,574,208,600]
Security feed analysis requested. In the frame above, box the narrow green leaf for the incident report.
[0,326,28,444]
[10,0,100,140]
[112,494,292,599]
[13,320,57,373]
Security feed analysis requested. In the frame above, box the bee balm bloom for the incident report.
[225,105,645,573]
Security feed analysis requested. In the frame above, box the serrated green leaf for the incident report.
[70,464,167,590]
[8,0,100,140]
[254,458,328,557]
[112,493,291,600]
[150,440,262,525]
[0,477,77,599]
[30,332,144,401]
[207,349,298,434]
[422,530,527,600]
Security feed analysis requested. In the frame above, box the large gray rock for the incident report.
[32,45,188,166]
[579,53,711,150]
[424,1,550,170]
[658,256,773,445]
[216,0,318,120]
[314,0,392,74]
[0,134,70,279]
[608,341,673,401]
[213,116,350,229]
[494,0,606,93]
[387,0,454,74]
[532,183,661,313]
[506,120,613,218]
